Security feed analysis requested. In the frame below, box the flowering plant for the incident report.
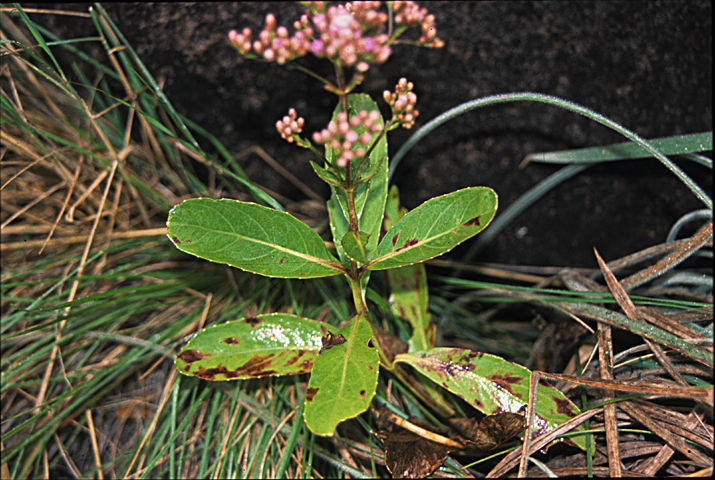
[167,2,583,469]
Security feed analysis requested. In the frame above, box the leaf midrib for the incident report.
[173,222,344,272]
[366,215,468,268]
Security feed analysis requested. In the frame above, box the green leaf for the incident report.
[366,187,498,271]
[384,186,434,351]
[303,315,379,436]
[310,160,342,187]
[394,348,586,450]
[327,94,388,262]
[175,313,340,380]
[167,198,344,278]
[340,231,370,264]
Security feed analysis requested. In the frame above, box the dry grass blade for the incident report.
[488,408,601,477]
[621,221,713,290]
[597,322,622,477]
[619,400,712,467]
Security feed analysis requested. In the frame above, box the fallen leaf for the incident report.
[375,405,526,478]
[448,411,525,452]
[376,411,451,478]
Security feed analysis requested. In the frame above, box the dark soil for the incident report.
[36,1,712,266]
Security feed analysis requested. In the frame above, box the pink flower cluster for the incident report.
[383,77,419,129]
[392,1,444,48]
[308,3,390,71]
[228,13,310,64]
[312,110,382,167]
[275,108,305,142]
[228,2,443,70]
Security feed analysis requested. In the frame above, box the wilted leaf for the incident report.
[376,405,524,478]
[167,198,344,278]
[175,313,339,380]
[303,315,379,436]
[378,425,451,479]
[448,412,525,452]
[367,187,498,271]
[394,348,586,450]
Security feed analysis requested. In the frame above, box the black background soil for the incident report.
[35,2,712,267]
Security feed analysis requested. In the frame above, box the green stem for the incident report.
[290,63,334,89]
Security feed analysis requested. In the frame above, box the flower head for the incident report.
[228,1,442,72]
[276,108,305,142]
[392,1,444,48]
[312,110,382,167]
[383,77,419,129]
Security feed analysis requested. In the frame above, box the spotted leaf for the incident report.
[383,185,434,351]
[394,348,586,450]
[304,315,379,436]
[175,313,340,380]
[366,187,497,271]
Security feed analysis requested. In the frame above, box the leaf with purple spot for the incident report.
[394,348,586,450]
[383,185,434,351]
[366,187,498,271]
[303,315,379,436]
[175,313,340,380]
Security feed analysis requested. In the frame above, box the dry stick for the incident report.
[123,368,178,478]
[635,410,706,476]
[619,401,712,466]
[604,238,690,274]
[0,149,47,191]
[621,221,713,290]
[53,432,81,478]
[642,338,689,387]
[517,371,539,477]
[534,371,712,400]
[65,169,108,222]
[42,449,49,480]
[0,6,92,17]
[635,402,713,450]
[240,145,323,201]
[2,58,28,122]
[27,8,131,473]
[212,394,244,480]
[257,409,298,476]
[638,306,712,350]
[94,147,132,275]
[85,408,104,480]
[385,411,464,449]
[1,180,65,228]
[597,322,622,477]
[488,407,601,478]
[39,155,84,254]
[1,227,167,250]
